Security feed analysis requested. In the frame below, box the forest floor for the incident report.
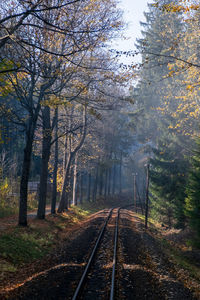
[0,201,199,299]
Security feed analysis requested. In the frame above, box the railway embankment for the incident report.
[0,206,199,299]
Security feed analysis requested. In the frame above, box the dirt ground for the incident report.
[0,208,199,299]
[118,210,199,300]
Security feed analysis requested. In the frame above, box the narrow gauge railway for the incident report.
[72,207,121,300]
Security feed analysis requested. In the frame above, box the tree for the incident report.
[185,138,200,240]
[150,132,188,228]
[0,0,124,224]
[58,104,87,212]
[132,0,193,227]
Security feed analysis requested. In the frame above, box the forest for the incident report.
[0,0,134,224]
[0,0,200,299]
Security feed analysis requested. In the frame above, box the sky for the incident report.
[113,0,150,64]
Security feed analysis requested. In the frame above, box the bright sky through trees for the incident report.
[114,0,149,63]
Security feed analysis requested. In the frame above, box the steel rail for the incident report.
[72,208,114,300]
[110,207,120,300]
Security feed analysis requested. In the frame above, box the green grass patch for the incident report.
[137,213,160,230]
[0,206,93,267]
[0,204,96,283]
[0,192,39,219]
[0,230,53,265]
[0,260,17,279]
[71,206,91,216]
[0,207,18,218]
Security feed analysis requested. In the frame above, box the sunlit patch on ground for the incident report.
[2,262,87,293]
[123,263,145,270]
[103,262,113,269]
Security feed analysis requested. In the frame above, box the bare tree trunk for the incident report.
[145,164,149,229]
[99,166,103,196]
[37,105,52,219]
[62,128,68,178]
[58,105,87,213]
[87,172,91,202]
[18,58,56,225]
[18,105,40,226]
[133,174,137,213]
[51,108,58,214]
[108,167,111,195]
[104,169,108,200]
[112,163,116,195]
[135,180,144,215]
[79,171,83,204]
[119,151,122,194]
[58,152,73,212]
[72,153,78,206]
[92,165,98,202]
[19,130,34,226]
[68,164,74,208]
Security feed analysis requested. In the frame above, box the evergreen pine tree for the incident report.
[150,133,188,228]
[185,138,200,240]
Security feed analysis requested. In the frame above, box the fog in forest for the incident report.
[0,1,200,298]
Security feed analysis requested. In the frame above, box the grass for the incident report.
[0,192,39,218]
[0,207,18,218]
[0,260,16,278]
[0,233,51,265]
[0,204,95,282]
[0,193,132,282]
[0,227,54,280]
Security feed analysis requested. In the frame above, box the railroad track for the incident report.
[72,207,122,300]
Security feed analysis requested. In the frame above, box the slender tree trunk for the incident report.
[62,130,68,178]
[133,174,137,213]
[104,169,108,200]
[69,164,74,208]
[58,152,74,212]
[72,154,78,206]
[87,172,91,202]
[58,105,87,213]
[135,180,144,215]
[51,108,58,214]
[18,130,34,226]
[92,165,98,202]
[112,163,116,195]
[79,172,83,204]
[37,106,52,219]
[108,167,111,195]
[145,164,149,229]
[18,106,40,226]
[99,167,103,196]
[119,151,122,194]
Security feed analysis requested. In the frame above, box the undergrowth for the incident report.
[0,232,52,265]
[159,237,200,283]
[0,205,92,279]
[0,193,132,280]
[137,213,200,283]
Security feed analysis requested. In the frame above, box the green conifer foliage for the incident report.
[150,135,188,228]
[185,139,200,239]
